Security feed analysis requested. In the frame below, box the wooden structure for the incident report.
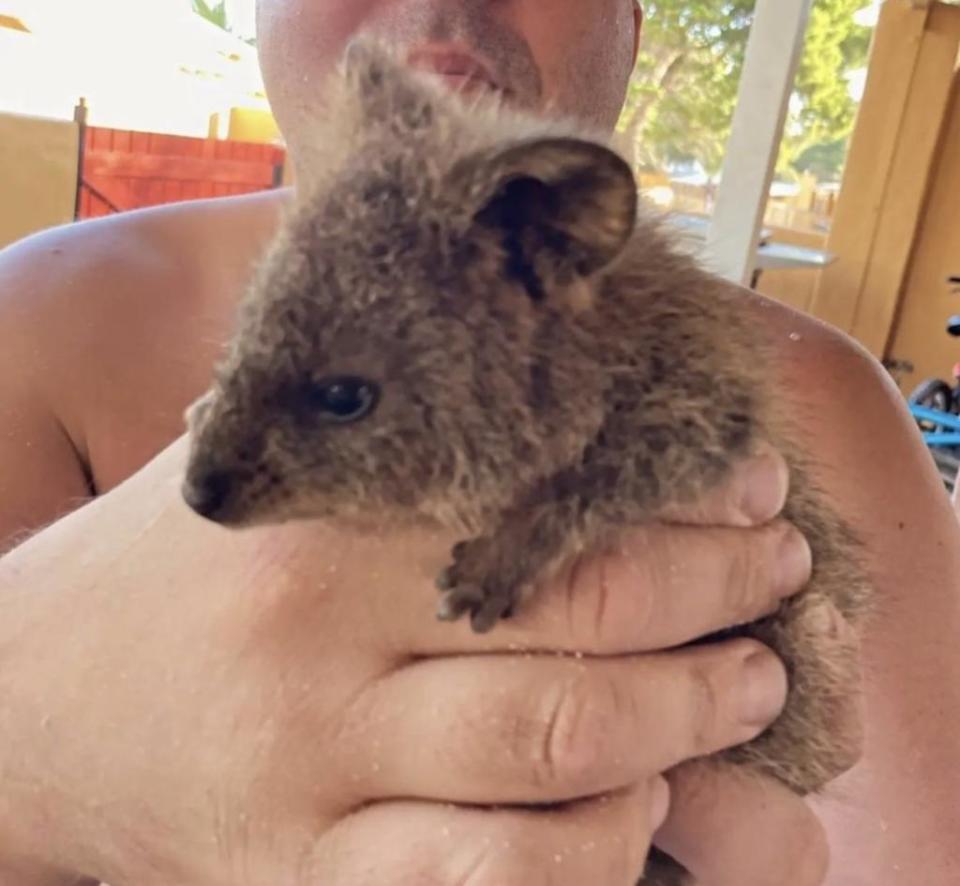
[705,0,814,285]
[809,0,960,391]
[0,112,77,249]
[755,225,829,315]
[76,123,285,219]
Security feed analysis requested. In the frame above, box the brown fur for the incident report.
[183,42,869,885]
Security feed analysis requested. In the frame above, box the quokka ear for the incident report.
[463,138,638,302]
[341,38,437,134]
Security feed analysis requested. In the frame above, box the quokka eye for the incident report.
[301,376,380,423]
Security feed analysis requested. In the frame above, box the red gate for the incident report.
[76,123,286,219]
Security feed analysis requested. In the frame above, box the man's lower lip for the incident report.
[431,73,501,94]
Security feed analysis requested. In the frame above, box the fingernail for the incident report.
[738,451,788,523]
[776,525,812,597]
[740,650,788,727]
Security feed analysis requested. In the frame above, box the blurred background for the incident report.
[0,0,264,135]
[0,0,873,228]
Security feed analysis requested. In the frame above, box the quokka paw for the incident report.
[435,538,517,633]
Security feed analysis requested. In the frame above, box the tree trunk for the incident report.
[622,51,687,167]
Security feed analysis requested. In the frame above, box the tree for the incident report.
[783,0,871,178]
[619,0,871,180]
[619,0,754,176]
[191,0,256,46]
[792,138,848,181]
[192,0,228,31]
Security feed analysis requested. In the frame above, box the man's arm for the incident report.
[0,230,99,549]
[769,306,960,882]
[0,200,239,550]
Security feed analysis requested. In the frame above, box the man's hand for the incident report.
[0,438,832,886]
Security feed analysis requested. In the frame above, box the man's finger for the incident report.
[309,786,656,886]
[658,444,790,527]
[654,761,829,886]
[400,518,810,657]
[325,639,786,808]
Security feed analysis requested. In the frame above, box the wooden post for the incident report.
[808,0,959,357]
[703,0,813,286]
[72,97,88,221]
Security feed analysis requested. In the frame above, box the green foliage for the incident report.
[792,138,849,181]
[620,0,871,180]
[783,0,871,177]
[191,0,256,47]
[192,0,229,30]
[619,1,754,175]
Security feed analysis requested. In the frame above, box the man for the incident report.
[0,2,957,884]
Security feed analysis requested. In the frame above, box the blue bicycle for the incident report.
[908,404,960,448]
[908,275,960,448]
[907,276,960,490]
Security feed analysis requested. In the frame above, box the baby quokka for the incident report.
[183,42,867,886]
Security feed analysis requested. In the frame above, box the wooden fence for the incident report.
[76,124,286,219]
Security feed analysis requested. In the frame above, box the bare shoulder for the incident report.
[0,190,287,546]
[0,188,287,326]
[745,290,957,596]
[744,292,960,879]
[745,292,949,525]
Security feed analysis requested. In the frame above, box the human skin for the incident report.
[0,439,816,885]
[0,0,958,883]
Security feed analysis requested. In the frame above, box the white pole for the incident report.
[704,0,814,286]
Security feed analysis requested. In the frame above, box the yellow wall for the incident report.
[886,73,960,394]
[227,107,282,145]
[0,112,78,250]
[809,1,960,367]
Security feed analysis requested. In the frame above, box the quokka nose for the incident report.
[182,470,234,520]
